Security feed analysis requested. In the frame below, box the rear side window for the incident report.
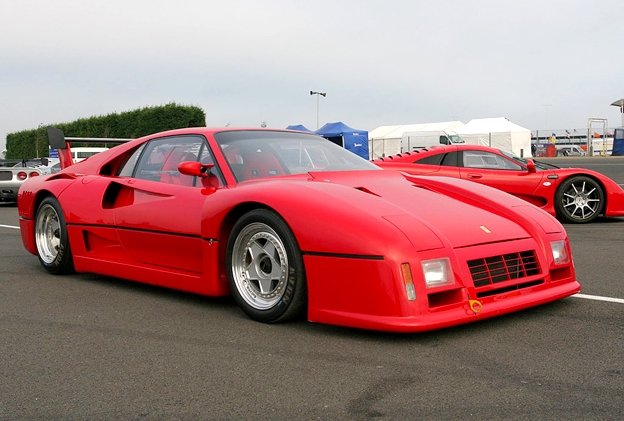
[413,151,459,167]
[414,154,444,165]
[441,151,459,167]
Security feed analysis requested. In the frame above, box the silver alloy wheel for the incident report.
[35,203,61,264]
[231,222,289,310]
[561,179,601,221]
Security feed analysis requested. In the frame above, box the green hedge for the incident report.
[6,103,206,159]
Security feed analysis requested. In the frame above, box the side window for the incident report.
[118,135,223,187]
[117,144,146,177]
[440,151,459,167]
[462,151,522,170]
[414,154,444,165]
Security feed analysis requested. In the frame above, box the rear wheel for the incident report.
[35,197,74,274]
[554,176,604,223]
[226,209,306,323]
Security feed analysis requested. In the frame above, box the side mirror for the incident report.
[178,161,214,177]
[526,159,536,173]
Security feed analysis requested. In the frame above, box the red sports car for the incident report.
[17,127,580,332]
[375,144,624,223]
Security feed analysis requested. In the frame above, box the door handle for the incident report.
[467,173,482,179]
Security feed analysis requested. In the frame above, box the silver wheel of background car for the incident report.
[226,209,307,323]
[35,197,75,274]
[555,176,604,223]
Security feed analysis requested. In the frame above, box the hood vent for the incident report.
[355,186,380,197]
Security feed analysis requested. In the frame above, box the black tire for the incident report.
[554,176,604,223]
[34,197,75,274]
[226,209,307,323]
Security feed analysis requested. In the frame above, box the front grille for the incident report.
[468,250,540,288]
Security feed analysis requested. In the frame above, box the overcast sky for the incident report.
[2,0,624,153]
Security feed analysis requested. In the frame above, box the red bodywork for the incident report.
[18,128,580,332]
[374,144,624,221]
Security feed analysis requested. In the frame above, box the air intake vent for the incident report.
[468,250,540,287]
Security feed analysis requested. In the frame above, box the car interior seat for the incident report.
[241,151,283,181]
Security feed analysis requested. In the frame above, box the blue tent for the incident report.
[612,127,624,156]
[286,124,313,132]
[315,122,369,159]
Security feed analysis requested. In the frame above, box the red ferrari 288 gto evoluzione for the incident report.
[17,127,580,332]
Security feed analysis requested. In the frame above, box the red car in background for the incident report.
[375,144,624,223]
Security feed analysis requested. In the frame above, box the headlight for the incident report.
[421,258,454,288]
[550,240,570,265]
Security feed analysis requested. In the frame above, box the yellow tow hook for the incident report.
[469,299,483,315]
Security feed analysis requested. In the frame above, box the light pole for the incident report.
[310,91,326,129]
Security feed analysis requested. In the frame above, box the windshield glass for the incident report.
[214,131,379,181]
[449,135,464,144]
[498,149,558,170]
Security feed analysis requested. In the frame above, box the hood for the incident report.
[307,170,532,249]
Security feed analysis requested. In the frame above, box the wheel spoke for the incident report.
[245,239,282,294]
[256,277,275,295]
[572,183,581,194]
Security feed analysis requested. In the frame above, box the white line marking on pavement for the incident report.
[0,224,20,229]
[573,293,624,304]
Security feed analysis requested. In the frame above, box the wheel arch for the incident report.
[31,190,57,215]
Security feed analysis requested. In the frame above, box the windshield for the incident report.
[449,135,464,144]
[214,131,379,181]
[498,149,559,170]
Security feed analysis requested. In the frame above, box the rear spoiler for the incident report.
[47,126,132,170]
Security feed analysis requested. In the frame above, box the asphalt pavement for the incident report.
[1,159,623,421]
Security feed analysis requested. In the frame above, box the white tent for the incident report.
[368,124,403,159]
[368,121,464,158]
[454,117,532,157]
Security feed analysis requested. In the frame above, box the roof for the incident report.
[369,121,464,140]
[315,122,367,136]
[455,117,530,134]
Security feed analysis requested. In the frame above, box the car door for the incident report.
[457,150,544,198]
[113,135,222,273]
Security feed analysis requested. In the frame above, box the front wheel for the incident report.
[226,209,307,323]
[35,197,75,274]
[554,176,604,223]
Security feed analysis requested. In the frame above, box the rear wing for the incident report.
[47,126,132,170]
